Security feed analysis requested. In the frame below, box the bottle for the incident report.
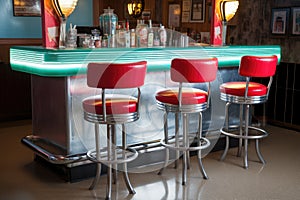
[168,27,173,47]
[159,25,167,47]
[147,20,154,47]
[102,34,108,47]
[136,20,148,47]
[130,29,136,47]
[135,20,142,47]
[91,29,101,48]
[116,23,126,47]
[153,29,160,47]
[125,20,130,48]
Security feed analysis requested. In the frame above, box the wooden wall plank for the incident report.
[0,39,42,64]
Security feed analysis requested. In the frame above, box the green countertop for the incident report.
[10,45,281,77]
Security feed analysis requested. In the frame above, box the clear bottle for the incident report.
[102,34,108,48]
[147,20,154,47]
[136,20,148,47]
[125,20,130,48]
[159,25,167,47]
[153,29,160,47]
[130,29,136,47]
[116,22,126,47]
[135,20,141,47]
[91,29,101,48]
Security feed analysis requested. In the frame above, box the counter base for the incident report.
[28,136,238,183]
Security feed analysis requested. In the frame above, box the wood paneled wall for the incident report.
[0,39,42,64]
[0,39,42,121]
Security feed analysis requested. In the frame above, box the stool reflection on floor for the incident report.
[82,61,147,200]
[219,55,278,169]
[155,58,218,185]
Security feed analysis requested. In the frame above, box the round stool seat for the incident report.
[156,88,208,105]
[220,82,267,97]
[83,94,138,115]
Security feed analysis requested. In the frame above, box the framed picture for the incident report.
[182,0,191,12]
[169,4,181,28]
[291,7,300,35]
[182,11,190,23]
[13,0,41,16]
[190,0,205,22]
[271,8,289,35]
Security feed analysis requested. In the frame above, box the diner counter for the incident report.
[10,45,281,77]
[9,45,281,181]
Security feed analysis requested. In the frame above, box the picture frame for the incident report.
[181,0,191,23]
[182,0,191,12]
[190,0,205,22]
[168,4,181,28]
[291,7,300,35]
[13,0,41,17]
[271,8,289,35]
[182,11,190,23]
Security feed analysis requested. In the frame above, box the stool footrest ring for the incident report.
[220,125,268,139]
[87,146,138,165]
[161,135,210,152]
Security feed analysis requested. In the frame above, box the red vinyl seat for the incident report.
[83,61,147,200]
[219,55,278,169]
[156,58,218,185]
[156,88,208,105]
[220,82,267,97]
[83,94,138,115]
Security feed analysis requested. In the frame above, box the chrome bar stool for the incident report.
[83,61,147,200]
[156,58,218,185]
[219,55,278,169]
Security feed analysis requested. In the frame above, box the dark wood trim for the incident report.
[0,38,42,45]
[154,0,161,23]
[0,38,42,64]
[161,0,168,26]
[93,0,100,26]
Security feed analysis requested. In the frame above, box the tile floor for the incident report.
[0,120,300,200]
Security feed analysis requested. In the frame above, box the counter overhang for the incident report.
[10,45,281,77]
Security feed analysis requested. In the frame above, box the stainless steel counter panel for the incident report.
[25,67,244,166]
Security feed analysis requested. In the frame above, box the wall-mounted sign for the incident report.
[13,0,41,17]
[169,4,181,27]
[190,0,205,22]
[291,7,300,35]
[271,8,289,35]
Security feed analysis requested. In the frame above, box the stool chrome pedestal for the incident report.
[155,58,218,185]
[219,55,278,169]
[82,61,147,200]
[220,103,268,169]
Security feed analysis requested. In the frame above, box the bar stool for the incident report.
[219,55,278,169]
[156,58,218,185]
[83,61,147,200]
